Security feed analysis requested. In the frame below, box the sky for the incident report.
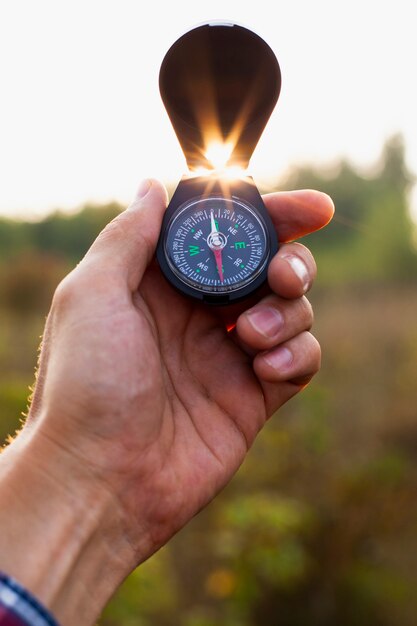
[0,0,416,219]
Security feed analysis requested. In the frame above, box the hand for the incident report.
[0,179,333,625]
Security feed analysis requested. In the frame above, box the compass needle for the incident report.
[208,210,226,282]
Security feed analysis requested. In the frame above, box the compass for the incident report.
[157,176,278,304]
[156,23,281,304]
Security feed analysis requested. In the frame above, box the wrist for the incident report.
[0,426,136,626]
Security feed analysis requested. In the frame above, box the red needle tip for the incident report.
[213,248,224,282]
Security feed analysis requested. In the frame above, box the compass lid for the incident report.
[159,23,281,171]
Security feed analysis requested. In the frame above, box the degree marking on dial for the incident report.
[166,197,269,294]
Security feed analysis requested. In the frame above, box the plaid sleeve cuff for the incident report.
[0,573,59,626]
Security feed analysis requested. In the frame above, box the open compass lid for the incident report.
[159,23,281,171]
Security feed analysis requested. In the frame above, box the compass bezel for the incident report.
[163,195,270,296]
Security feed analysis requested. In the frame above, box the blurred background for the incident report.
[1,1,417,625]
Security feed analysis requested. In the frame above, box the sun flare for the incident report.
[205,141,234,170]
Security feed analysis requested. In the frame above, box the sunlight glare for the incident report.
[188,164,246,180]
[205,141,234,170]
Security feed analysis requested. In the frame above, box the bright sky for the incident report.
[0,0,416,219]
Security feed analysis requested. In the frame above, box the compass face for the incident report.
[163,195,270,295]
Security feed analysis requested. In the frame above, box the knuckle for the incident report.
[53,275,73,305]
[52,270,81,310]
[305,332,321,370]
[282,297,314,332]
[298,296,314,328]
[289,332,321,386]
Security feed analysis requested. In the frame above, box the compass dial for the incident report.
[163,195,270,294]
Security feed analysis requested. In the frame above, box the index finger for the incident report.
[262,189,334,243]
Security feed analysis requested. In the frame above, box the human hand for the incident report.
[0,179,333,625]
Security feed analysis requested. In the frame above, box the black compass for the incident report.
[156,22,281,305]
[157,176,278,304]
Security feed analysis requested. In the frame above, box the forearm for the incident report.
[0,428,134,626]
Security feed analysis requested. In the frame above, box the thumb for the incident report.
[82,178,168,289]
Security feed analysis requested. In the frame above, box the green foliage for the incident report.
[0,218,32,258]
[0,252,69,314]
[215,493,315,600]
[281,134,417,284]
[29,203,122,263]
[101,549,178,626]
[0,202,122,265]
[1,135,417,625]
[0,380,28,443]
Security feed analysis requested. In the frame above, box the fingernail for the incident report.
[282,254,310,292]
[136,179,152,199]
[247,307,284,338]
[264,346,293,371]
